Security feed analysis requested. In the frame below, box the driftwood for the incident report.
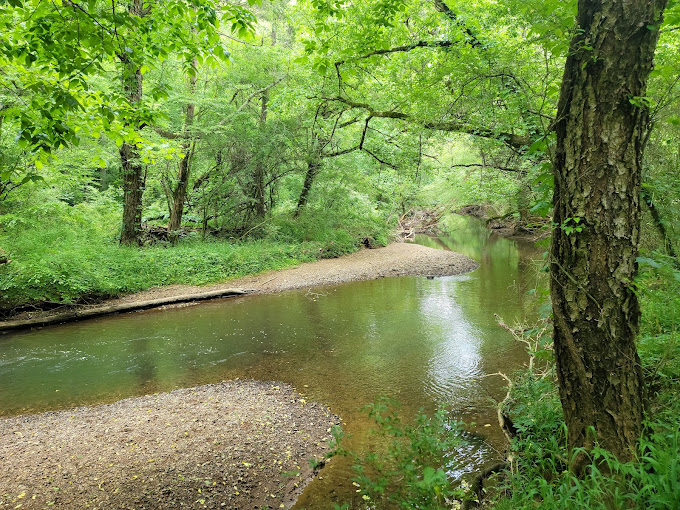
[0,288,248,333]
[396,207,448,240]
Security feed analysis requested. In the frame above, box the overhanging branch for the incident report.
[323,145,359,158]
[323,96,532,149]
[433,0,483,48]
[335,39,457,68]
[451,163,527,176]
[362,148,397,168]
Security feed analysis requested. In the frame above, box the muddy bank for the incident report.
[1,243,478,331]
[0,380,340,509]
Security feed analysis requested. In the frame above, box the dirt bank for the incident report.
[1,242,478,331]
[0,380,340,509]
[106,242,477,300]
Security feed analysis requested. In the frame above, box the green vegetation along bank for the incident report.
[0,190,391,317]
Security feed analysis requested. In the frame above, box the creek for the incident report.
[0,215,546,508]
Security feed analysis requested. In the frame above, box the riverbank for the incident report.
[456,204,550,241]
[0,380,340,509]
[1,242,478,331]
[0,201,393,316]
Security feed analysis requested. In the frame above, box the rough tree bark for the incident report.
[551,0,668,469]
[168,58,199,244]
[119,0,145,246]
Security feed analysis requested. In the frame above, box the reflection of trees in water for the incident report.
[129,336,159,394]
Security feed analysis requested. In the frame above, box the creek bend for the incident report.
[0,216,546,508]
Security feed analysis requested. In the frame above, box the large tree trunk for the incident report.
[168,60,199,244]
[119,0,145,246]
[119,140,145,245]
[551,0,667,469]
[167,142,196,243]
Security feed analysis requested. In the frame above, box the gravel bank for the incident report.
[232,242,478,292]
[113,242,478,303]
[0,381,340,509]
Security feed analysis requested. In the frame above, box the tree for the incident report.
[0,0,255,245]
[166,57,198,244]
[551,0,668,468]
[118,0,148,246]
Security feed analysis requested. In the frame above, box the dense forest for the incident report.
[1,0,679,508]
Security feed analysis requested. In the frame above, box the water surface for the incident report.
[0,215,546,508]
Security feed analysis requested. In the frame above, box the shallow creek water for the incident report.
[0,215,546,508]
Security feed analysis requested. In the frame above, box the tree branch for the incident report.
[218,75,287,126]
[335,39,457,68]
[152,126,186,139]
[323,145,360,158]
[433,0,483,48]
[323,96,532,149]
[451,163,527,175]
[362,148,397,168]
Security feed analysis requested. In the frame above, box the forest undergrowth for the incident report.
[485,257,680,510]
[0,189,391,315]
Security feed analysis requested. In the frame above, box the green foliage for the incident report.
[505,371,564,450]
[336,398,468,509]
[420,137,522,213]
[0,0,250,155]
[270,206,390,257]
[554,217,583,236]
[637,255,680,335]
[491,270,680,510]
[496,427,680,510]
[0,184,390,310]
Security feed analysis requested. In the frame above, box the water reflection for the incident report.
[0,216,547,508]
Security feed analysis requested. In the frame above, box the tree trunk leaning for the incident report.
[295,160,321,216]
[168,59,199,244]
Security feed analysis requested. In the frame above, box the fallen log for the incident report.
[0,288,249,333]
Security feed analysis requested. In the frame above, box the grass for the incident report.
[0,191,392,313]
[488,259,680,510]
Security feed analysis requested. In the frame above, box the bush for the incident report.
[491,268,680,510]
